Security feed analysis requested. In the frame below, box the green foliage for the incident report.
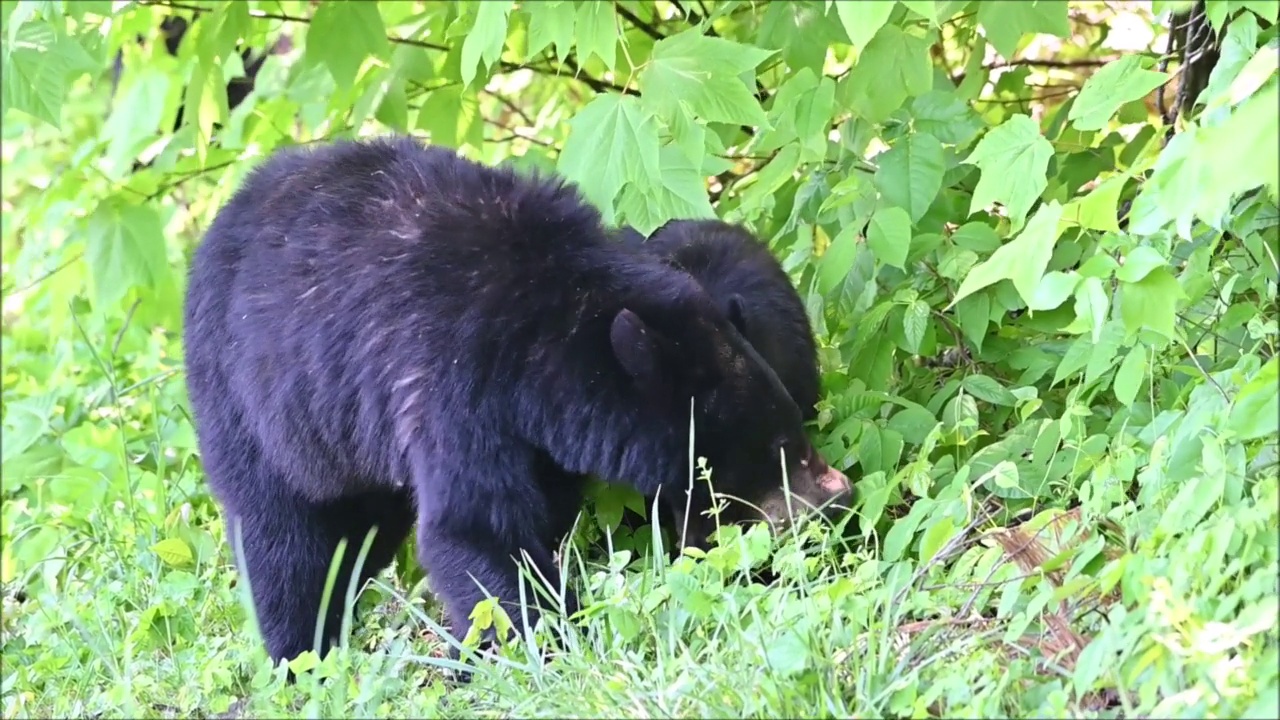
[3,1,1278,718]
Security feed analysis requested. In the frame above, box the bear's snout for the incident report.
[753,457,853,530]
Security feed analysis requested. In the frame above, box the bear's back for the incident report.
[183,138,626,495]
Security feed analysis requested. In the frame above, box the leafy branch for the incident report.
[134,0,635,97]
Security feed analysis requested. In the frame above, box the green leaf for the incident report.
[1226,357,1279,441]
[575,0,619,71]
[1027,270,1081,311]
[843,25,933,123]
[1119,266,1184,339]
[1052,335,1092,386]
[526,0,576,62]
[1063,174,1125,232]
[738,144,801,212]
[460,0,513,87]
[1195,11,1260,112]
[867,206,912,269]
[910,90,985,146]
[949,200,1065,308]
[834,0,896,50]
[955,292,990,352]
[887,406,939,445]
[418,85,484,151]
[980,460,1020,490]
[1069,55,1170,131]
[919,516,957,563]
[859,422,883,475]
[1156,463,1226,536]
[1197,85,1280,217]
[903,300,930,354]
[1075,276,1110,343]
[183,53,229,163]
[938,246,979,280]
[884,503,929,562]
[616,144,716,235]
[151,538,194,568]
[1084,321,1125,386]
[977,0,1070,60]
[101,66,170,177]
[1,20,96,128]
[963,114,1054,230]
[5,1,39,46]
[962,374,1018,406]
[874,133,946,223]
[1114,246,1167,283]
[287,651,321,676]
[952,222,1002,253]
[1134,84,1280,237]
[639,30,774,127]
[1078,253,1120,279]
[86,202,173,311]
[900,0,939,25]
[306,1,390,90]
[758,69,836,161]
[1219,43,1277,109]
[1112,344,1147,407]
[558,94,662,225]
[817,226,859,296]
[764,630,811,676]
[793,76,837,161]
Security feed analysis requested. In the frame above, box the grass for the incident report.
[4,309,1274,718]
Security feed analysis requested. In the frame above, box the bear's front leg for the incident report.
[416,524,568,656]
[409,442,580,669]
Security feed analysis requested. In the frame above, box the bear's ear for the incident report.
[725,293,748,336]
[611,309,666,384]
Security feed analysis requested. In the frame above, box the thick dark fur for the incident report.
[183,137,848,667]
[609,221,825,552]
[619,220,821,421]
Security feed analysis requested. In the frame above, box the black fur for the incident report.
[619,220,821,420]
[183,137,847,667]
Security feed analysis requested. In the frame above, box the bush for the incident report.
[2,1,1276,717]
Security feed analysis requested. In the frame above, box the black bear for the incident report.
[182,136,851,667]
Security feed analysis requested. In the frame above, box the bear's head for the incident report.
[609,285,851,546]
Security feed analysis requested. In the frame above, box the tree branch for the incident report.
[615,3,665,42]
[136,0,630,96]
[556,55,640,96]
[987,58,1112,70]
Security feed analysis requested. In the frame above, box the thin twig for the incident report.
[2,252,85,296]
[111,298,142,358]
[1177,336,1231,402]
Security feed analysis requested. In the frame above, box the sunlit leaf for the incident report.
[558,94,662,224]
[962,114,1054,230]
[460,0,513,87]
[1069,55,1170,131]
[949,201,1065,308]
[874,133,946,222]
